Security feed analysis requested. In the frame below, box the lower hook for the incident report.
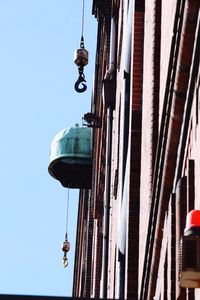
[74,77,87,93]
[62,254,68,268]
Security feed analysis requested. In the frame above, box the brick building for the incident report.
[72,0,200,299]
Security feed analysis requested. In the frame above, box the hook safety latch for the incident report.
[74,74,87,93]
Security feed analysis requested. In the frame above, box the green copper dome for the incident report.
[48,124,92,189]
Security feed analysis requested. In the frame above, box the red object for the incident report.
[184,210,200,232]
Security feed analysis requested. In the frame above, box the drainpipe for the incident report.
[124,0,133,75]
[100,16,116,299]
[118,1,133,298]
[147,1,200,299]
[104,17,116,80]
[101,107,113,299]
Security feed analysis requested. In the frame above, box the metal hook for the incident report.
[74,76,87,93]
[62,253,68,268]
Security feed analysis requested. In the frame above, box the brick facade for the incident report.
[72,1,200,299]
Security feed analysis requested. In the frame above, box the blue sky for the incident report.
[0,0,96,296]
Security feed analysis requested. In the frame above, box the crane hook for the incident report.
[74,75,87,93]
[61,234,70,268]
[62,253,68,268]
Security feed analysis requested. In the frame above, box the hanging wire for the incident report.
[65,187,70,235]
[80,0,85,48]
[62,188,70,268]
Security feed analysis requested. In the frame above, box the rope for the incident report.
[80,0,85,48]
[61,188,70,268]
[65,188,70,240]
[81,0,85,39]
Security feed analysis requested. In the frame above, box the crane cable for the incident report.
[74,0,88,93]
[80,0,85,48]
[62,188,70,268]
[65,188,70,235]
